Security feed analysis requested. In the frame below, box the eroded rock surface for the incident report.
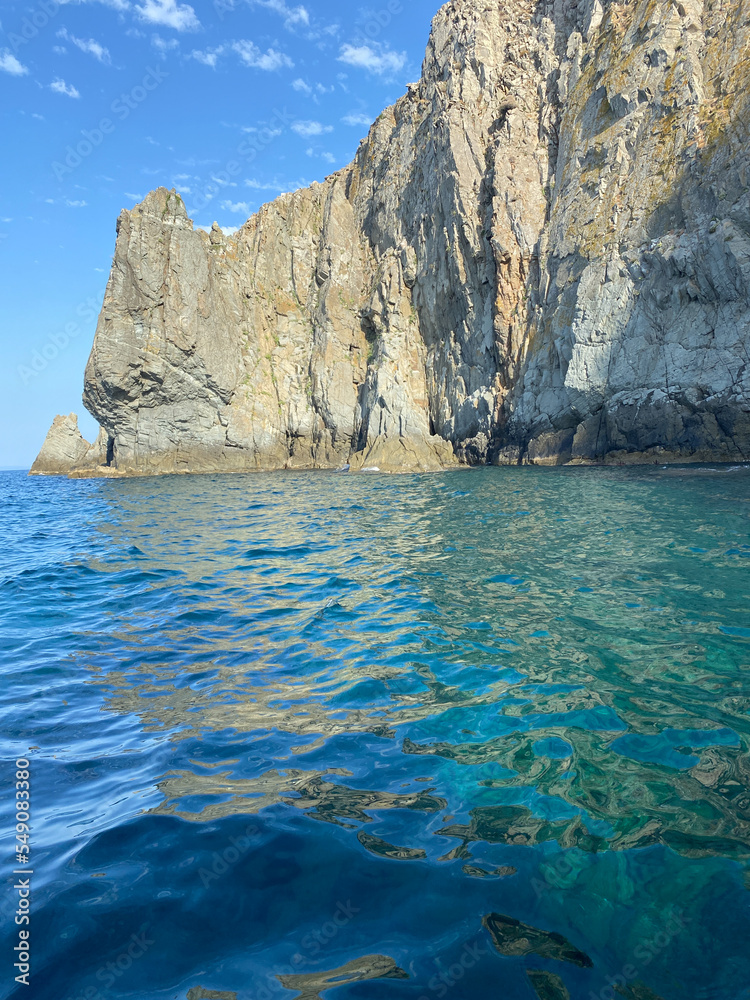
[34,0,750,475]
[29,414,108,476]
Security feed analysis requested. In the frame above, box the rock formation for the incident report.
[33,0,750,476]
[29,414,110,476]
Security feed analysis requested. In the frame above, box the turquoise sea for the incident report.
[2,465,750,1000]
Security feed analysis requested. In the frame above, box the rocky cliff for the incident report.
[33,0,750,476]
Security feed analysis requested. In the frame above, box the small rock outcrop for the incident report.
[29,414,108,476]
[32,0,750,476]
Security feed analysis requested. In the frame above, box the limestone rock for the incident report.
[36,0,750,474]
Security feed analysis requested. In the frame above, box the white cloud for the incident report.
[321,152,335,163]
[240,126,282,138]
[342,111,371,127]
[292,78,312,95]
[245,178,285,190]
[192,46,224,67]
[65,199,88,207]
[250,0,309,29]
[57,0,130,9]
[0,50,29,76]
[211,175,237,187]
[221,200,251,214]
[232,40,293,71]
[292,120,332,137]
[134,0,200,31]
[57,29,111,63]
[338,43,406,76]
[50,78,81,98]
[125,192,143,200]
[152,33,179,52]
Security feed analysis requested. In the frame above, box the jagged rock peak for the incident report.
[29,414,110,476]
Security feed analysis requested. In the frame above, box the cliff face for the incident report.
[38,0,750,475]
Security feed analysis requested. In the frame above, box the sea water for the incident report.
[1,466,749,1000]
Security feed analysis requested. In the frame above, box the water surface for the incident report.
[1,466,749,1000]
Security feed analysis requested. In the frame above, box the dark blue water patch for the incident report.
[719,625,750,638]
[521,706,627,732]
[610,727,740,770]
[533,737,574,759]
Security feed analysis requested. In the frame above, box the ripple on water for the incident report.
[1,466,749,1000]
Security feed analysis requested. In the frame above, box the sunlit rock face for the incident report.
[29,413,109,476]
[38,0,750,475]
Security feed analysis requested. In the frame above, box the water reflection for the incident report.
[3,466,750,1000]
[84,469,750,866]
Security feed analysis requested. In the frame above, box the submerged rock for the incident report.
[461,864,518,878]
[357,830,427,860]
[277,954,408,999]
[186,989,237,1000]
[36,0,750,475]
[483,912,593,967]
[615,983,667,1000]
[527,969,571,1000]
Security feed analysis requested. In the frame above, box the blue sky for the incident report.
[0,0,439,468]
